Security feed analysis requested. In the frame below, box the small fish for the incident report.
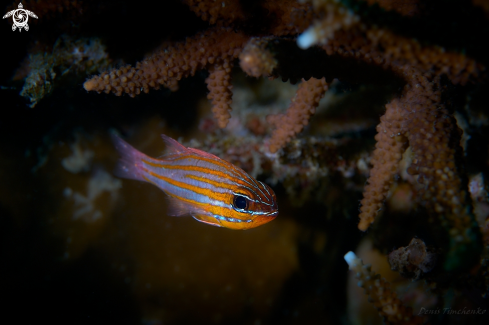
[111,133,278,230]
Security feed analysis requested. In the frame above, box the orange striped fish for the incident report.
[112,133,278,230]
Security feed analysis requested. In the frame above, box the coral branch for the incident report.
[239,37,278,78]
[206,61,233,128]
[267,77,329,153]
[344,251,424,325]
[358,97,406,231]
[84,27,249,97]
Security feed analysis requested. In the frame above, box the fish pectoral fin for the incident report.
[166,197,222,228]
[165,196,206,217]
[192,215,222,227]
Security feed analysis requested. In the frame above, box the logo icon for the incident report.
[3,2,38,32]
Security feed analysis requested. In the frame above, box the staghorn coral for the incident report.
[267,77,329,153]
[295,0,483,271]
[205,61,234,128]
[358,95,406,231]
[344,251,425,325]
[84,27,249,125]
[83,1,316,131]
[358,71,476,244]
[84,27,249,96]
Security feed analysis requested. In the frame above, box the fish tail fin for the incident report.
[111,132,147,182]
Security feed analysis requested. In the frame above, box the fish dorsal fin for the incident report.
[187,147,221,160]
[160,134,221,160]
[160,134,189,155]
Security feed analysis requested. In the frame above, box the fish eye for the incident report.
[233,195,248,210]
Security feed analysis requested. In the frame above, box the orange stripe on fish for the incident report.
[140,166,231,205]
[111,133,278,230]
[142,160,235,187]
[143,158,262,192]
[142,161,249,194]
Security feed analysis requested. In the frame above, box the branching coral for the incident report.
[298,0,483,270]
[344,251,424,325]
[84,27,248,126]
[267,77,329,153]
[358,95,406,231]
[83,27,249,95]
[83,1,314,129]
[205,61,234,128]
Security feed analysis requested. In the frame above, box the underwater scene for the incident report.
[1,0,489,324]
